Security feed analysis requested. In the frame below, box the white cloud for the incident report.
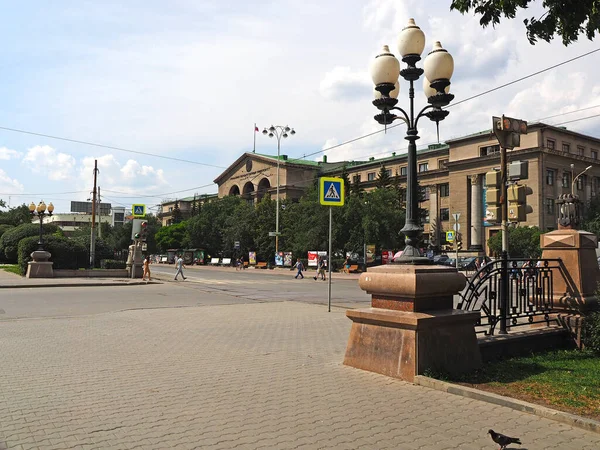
[0,169,24,192]
[319,66,371,100]
[78,155,168,198]
[0,147,21,160]
[22,145,76,181]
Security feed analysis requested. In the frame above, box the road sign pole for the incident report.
[328,207,332,313]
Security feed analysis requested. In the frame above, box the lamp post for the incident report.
[262,124,296,255]
[370,18,454,263]
[29,200,54,251]
[571,164,592,196]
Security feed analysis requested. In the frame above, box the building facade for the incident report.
[159,194,218,226]
[165,123,600,255]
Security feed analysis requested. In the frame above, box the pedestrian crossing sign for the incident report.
[132,204,146,217]
[319,177,344,206]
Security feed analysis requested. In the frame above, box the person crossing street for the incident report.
[174,255,187,281]
[294,258,304,279]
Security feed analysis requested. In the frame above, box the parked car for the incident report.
[433,255,449,265]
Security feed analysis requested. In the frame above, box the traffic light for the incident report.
[485,170,501,223]
[455,233,462,251]
[492,115,527,149]
[140,221,148,241]
[507,184,526,222]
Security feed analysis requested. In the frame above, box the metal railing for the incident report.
[457,257,564,335]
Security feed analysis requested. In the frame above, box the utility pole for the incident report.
[500,147,508,254]
[97,186,102,239]
[90,160,98,268]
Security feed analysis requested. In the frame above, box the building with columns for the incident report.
[168,122,600,255]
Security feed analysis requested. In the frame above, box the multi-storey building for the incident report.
[194,122,600,254]
[159,194,218,226]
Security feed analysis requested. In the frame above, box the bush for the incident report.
[0,223,58,263]
[71,236,113,267]
[100,259,126,269]
[0,224,14,240]
[583,311,600,355]
[18,235,88,275]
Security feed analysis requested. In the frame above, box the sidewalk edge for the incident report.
[0,281,162,289]
[413,375,600,434]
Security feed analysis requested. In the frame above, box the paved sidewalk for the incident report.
[0,268,158,288]
[1,301,598,449]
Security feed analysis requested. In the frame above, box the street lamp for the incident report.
[262,124,296,255]
[29,200,54,251]
[370,18,454,263]
[571,163,592,195]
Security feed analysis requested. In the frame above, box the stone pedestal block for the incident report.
[344,308,482,382]
[541,229,599,312]
[26,261,54,278]
[344,264,481,382]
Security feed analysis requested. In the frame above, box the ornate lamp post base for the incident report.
[26,250,54,278]
[343,264,481,381]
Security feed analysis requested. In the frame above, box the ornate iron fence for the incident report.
[457,257,564,335]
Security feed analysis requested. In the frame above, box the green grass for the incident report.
[1,264,22,276]
[442,349,600,419]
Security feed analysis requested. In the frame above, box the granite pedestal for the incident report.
[344,264,481,382]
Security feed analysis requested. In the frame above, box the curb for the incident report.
[0,281,162,289]
[414,375,600,434]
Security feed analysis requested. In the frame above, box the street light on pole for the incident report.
[262,124,296,255]
[29,200,54,251]
[370,18,454,263]
[571,164,592,196]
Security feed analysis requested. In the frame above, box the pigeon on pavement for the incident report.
[488,429,522,449]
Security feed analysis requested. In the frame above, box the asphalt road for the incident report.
[0,266,370,320]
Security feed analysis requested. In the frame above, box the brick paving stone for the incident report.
[0,301,599,449]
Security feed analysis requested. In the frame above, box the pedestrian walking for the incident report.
[314,256,327,281]
[174,255,186,280]
[143,255,152,281]
[294,258,304,279]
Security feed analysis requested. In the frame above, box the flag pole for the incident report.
[253,123,256,153]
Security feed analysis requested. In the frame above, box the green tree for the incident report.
[450,0,600,45]
[190,196,198,217]
[171,200,183,224]
[376,165,392,189]
[487,226,543,258]
[155,222,188,252]
[0,204,31,226]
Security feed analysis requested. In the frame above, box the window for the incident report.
[592,150,598,160]
[423,213,430,223]
[352,174,361,183]
[480,144,500,156]
[420,186,430,201]
[562,143,570,153]
[400,166,407,176]
[385,169,392,177]
[418,162,428,172]
[438,159,449,169]
[545,198,555,215]
[562,172,572,188]
[547,139,556,150]
[367,172,375,181]
[440,208,450,221]
[546,169,554,186]
[168,207,173,212]
[577,176,584,191]
[578,146,585,156]
[439,183,450,197]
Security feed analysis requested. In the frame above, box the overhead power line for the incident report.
[447,48,600,109]
[535,104,600,122]
[0,126,226,169]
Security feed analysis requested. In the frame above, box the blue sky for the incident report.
[0,0,599,214]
